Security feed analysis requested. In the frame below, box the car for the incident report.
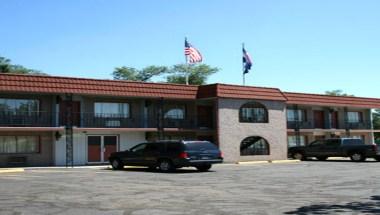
[288,138,379,162]
[376,140,380,161]
[109,140,223,172]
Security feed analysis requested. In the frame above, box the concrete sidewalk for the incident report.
[0,168,25,174]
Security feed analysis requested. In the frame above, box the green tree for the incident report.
[113,66,168,82]
[373,109,380,140]
[166,64,219,85]
[0,56,44,74]
[113,64,219,85]
[325,90,354,97]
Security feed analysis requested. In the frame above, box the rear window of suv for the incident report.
[185,141,218,151]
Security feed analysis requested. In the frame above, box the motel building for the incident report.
[0,73,380,167]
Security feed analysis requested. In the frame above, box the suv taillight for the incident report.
[219,151,223,158]
[179,152,188,159]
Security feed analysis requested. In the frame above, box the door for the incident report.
[314,111,325,129]
[197,106,213,128]
[87,135,118,163]
[59,101,81,127]
[306,140,325,157]
[331,111,338,129]
[324,139,341,156]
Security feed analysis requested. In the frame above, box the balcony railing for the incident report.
[346,121,372,130]
[287,121,313,129]
[0,111,53,127]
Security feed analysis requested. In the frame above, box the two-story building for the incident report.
[0,73,379,167]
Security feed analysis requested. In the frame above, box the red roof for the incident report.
[0,73,199,99]
[284,92,380,108]
[1,73,380,108]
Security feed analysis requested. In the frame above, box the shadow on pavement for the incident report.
[102,167,213,174]
[284,196,380,215]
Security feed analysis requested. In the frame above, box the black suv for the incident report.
[289,138,379,162]
[109,140,223,172]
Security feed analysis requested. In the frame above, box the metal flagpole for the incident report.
[242,43,246,86]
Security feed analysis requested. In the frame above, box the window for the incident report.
[239,102,268,123]
[347,112,362,123]
[287,109,307,122]
[164,105,185,119]
[240,136,270,156]
[94,102,129,118]
[130,143,147,153]
[0,98,39,114]
[288,135,306,147]
[0,136,39,154]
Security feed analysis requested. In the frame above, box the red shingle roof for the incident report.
[1,73,380,108]
[0,73,199,99]
[284,92,380,108]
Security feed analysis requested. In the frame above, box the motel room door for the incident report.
[87,135,118,163]
[313,111,325,129]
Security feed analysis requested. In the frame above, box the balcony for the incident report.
[0,111,53,127]
[346,121,372,130]
[287,121,313,129]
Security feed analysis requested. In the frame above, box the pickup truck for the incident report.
[288,138,379,162]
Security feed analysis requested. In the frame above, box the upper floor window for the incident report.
[239,102,268,123]
[287,109,307,122]
[164,105,185,119]
[94,102,130,118]
[0,99,39,114]
[347,112,362,123]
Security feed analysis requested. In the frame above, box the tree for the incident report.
[113,64,219,85]
[373,109,380,140]
[166,64,219,85]
[113,66,168,82]
[325,90,354,97]
[0,56,44,74]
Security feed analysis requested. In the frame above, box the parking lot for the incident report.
[0,160,379,215]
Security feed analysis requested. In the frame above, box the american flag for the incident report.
[184,39,203,63]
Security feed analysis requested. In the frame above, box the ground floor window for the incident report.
[0,136,39,154]
[240,136,270,156]
[288,135,307,147]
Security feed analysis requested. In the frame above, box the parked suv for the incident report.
[288,138,379,162]
[109,140,223,172]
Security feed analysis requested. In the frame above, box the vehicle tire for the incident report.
[316,156,328,161]
[158,159,174,172]
[350,152,366,162]
[111,159,124,170]
[292,152,305,161]
[196,164,212,172]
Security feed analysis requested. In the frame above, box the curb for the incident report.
[237,160,300,165]
[0,168,25,174]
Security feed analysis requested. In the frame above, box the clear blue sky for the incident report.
[1,0,379,97]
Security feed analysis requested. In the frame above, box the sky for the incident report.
[0,0,379,97]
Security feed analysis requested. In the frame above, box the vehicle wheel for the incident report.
[196,164,212,172]
[350,152,366,162]
[316,156,328,161]
[158,159,174,172]
[292,152,305,161]
[111,159,124,170]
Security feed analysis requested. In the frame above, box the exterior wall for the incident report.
[218,98,287,163]
[0,131,54,167]
[54,130,146,166]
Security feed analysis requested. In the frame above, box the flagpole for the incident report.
[242,43,245,86]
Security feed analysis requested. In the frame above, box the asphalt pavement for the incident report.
[0,160,379,215]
